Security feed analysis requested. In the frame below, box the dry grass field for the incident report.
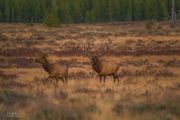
[0,22,180,120]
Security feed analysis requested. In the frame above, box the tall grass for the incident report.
[113,97,180,120]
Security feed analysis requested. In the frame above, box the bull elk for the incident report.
[35,54,69,84]
[91,56,119,83]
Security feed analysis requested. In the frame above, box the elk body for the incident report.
[91,56,119,83]
[36,54,69,84]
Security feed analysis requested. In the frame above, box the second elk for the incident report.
[91,56,120,83]
[36,54,69,84]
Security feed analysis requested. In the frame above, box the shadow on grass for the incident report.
[113,97,180,120]
[0,89,33,106]
[29,100,98,120]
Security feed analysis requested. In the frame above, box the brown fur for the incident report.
[91,56,119,83]
[36,54,69,84]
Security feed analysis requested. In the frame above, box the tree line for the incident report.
[0,0,180,23]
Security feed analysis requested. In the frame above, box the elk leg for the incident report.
[46,76,51,81]
[44,76,50,84]
[103,75,106,83]
[64,76,68,84]
[117,76,120,83]
[52,78,58,87]
[47,76,55,85]
[113,74,116,83]
[61,78,65,84]
[55,78,59,84]
[115,74,120,83]
[99,75,102,83]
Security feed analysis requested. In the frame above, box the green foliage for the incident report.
[85,11,95,23]
[157,0,168,20]
[0,0,179,23]
[132,0,143,20]
[44,11,60,27]
[145,20,156,29]
[26,21,34,27]
[112,104,124,115]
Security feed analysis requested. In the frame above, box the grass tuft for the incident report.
[0,90,33,106]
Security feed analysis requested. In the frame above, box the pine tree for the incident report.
[107,0,114,21]
[44,10,60,27]
[58,0,72,23]
[0,0,176,23]
[91,0,101,22]
[69,0,83,23]
[176,0,180,19]
[0,11,3,22]
[85,10,95,23]
[132,0,143,20]
[157,0,168,20]
[118,0,126,21]
[0,0,4,22]
[4,0,11,22]
[113,0,120,21]
[144,0,158,20]
[125,0,132,21]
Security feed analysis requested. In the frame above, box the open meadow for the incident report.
[0,22,180,120]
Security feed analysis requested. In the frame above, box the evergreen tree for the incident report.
[157,0,168,20]
[107,0,114,21]
[0,0,176,23]
[113,0,120,21]
[4,0,11,22]
[132,0,143,20]
[144,0,158,20]
[118,0,126,21]
[58,0,72,23]
[44,10,60,27]
[85,10,95,23]
[69,0,83,23]
[125,0,132,21]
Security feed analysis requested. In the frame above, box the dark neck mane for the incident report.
[42,64,49,73]
[42,60,50,73]
[92,58,100,73]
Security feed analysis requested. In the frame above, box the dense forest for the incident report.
[0,0,180,23]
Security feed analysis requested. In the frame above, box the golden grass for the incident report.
[0,22,180,120]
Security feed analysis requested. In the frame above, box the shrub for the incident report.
[75,87,98,93]
[169,23,176,28]
[0,90,33,106]
[26,21,34,27]
[113,97,180,119]
[44,12,60,27]
[54,90,68,100]
[29,103,98,120]
[112,103,124,115]
[145,20,156,29]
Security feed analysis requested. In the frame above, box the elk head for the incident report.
[35,53,49,65]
